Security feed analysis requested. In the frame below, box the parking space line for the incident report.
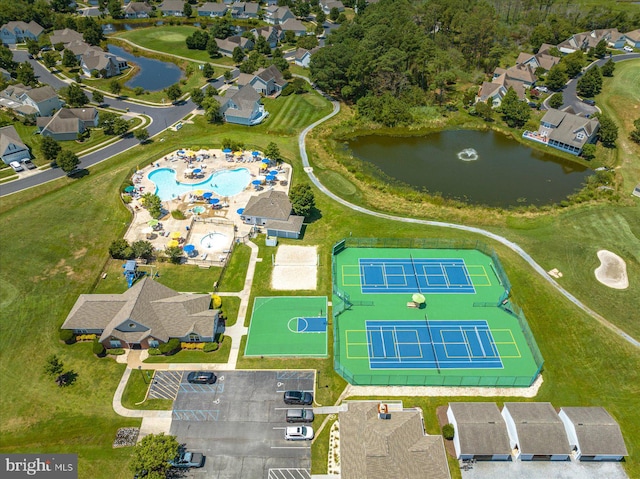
[268,468,311,479]
[270,446,311,450]
[276,371,315,381]
[172,409,219,421]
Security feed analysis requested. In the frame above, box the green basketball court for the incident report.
[245,296,328,357]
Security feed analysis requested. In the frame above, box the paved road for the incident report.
[0,51,238,197]
[298,99,640,350]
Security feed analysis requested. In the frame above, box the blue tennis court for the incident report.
[365,320,503,370]
[357,258,476,294]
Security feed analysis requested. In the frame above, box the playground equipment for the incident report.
[122,260,141,288]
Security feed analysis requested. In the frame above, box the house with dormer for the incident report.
[159,0,185,16]
[61,277,220,350]
[625,29,640,48]
[217,85,268,126]
[320,0,345,15]
[81,47,128,78]
[198,2,228,17]
[251,25,283,48]
[280,18,307,37]
[37,107,99,141]
[0,21,44,45]
[240,64,288,96]
[0,84,62,117]
[558,28,626,54]
[49,28,84,48]
[215,35,254,56]
[0,125,30,165]
[264,5,295,25]
[124,2,153,18]
[285,47,312,67]
[524,108,599,155]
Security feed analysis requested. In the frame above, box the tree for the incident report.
[499,87,530,128]
[202,63,215,79]
[255,35,271,55]
[130,433,179,479]
[109,238,132,259]
[109,80,122,96]
[577,66,602,98]
[80,18,105,46]
[630,118,640,144]
[166,246,184,264]
[560,51,585,78]
[141,193,163,218]
[44,354,64,377]
[134,128,149,143]
[16,61,37,86]
[289,183,315,217]
[186,30,209,50]
[131,240,154,259]
[548,92,563,109]
[202,97,222,123]
[26,39,40,56]
[474,100,493,121]
[597,114,618,147]
[316,11,326,24]
[62,48,79,68]
[282,77,307,95]
[99,112,129,135]
[92,90,104,105]
[284,30,296,44]
[581,143,596,160]
[51,0,74,13]
[297,35,318,50]
[206,38,220,58]
[166,84,182,103]
[64,83,89,107]
[593,39,607,59]
[108,0,124,18]
[41,136,62,163]
[232,46,245,64]
[545,65,568,91]
[601,59,615,77]
[183,2,192,18]
[57,150,80,173]
[223,70,233,83]
[264,142,281,162]
[329,6,340,21]
[42,51,58,69]
[191,88,205,108]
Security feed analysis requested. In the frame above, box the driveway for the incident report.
[460,459,628,479]
[169,370,314,479]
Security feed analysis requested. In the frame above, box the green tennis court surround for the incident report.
[332,238,543,387]
[245,296,328,357]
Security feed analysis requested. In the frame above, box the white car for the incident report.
[285,426,314,441]
[9,161,24,172]
[623,46,633,53]
[534,86,548,93]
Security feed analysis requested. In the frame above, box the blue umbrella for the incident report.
[237,208,244,214]
[262,159,270,164]
[183,244,195,253]
[266,175,275,182]
[124,185,135,193]
[252,179,262,185]
[209,198,220,204]
[223,148,232,153]
[252,151,259,156]
[270,170,278,175]
[192,168,201,174]
[203,192,213,199]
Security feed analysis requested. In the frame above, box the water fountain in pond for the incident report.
[457,148,479,162]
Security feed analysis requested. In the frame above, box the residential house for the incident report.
[516,51,560,72]
[285,47,311,67]
[446,403,512,461]
[339,401,450,479]
[198,2,228,17]
[280,18,307,37]
[0,21,44,45]
[625,29,640,48]
[476,82,508,107]
[476,62,536,106]
[242,2,259,18]
[49,28,84,47]
[0,125,30,165]
[81,47,128,78]
[502,402,571,461]
[320,0,345,15]
[61,276,220,350]
[524,108,599,155]
[558,407,628,462]
[124,2,153,18]
[217,85,268,126]
[264,5,295,25]
[0,84,62,117]
[251,25,283,48]
[215,36,254,57]
[241,190,304,238]
[247,64,288,96]
[558,28,625,54]
[159,0,185,16]
[37,107,99,141]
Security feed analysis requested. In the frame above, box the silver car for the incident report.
[285,426,314,441]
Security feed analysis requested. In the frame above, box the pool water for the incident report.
[200,232,228,251]
[192,206,206,214]
[148,168,250,201]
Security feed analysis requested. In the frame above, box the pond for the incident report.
[107,45,183,91]
[347,130,592,208]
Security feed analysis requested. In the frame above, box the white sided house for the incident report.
[446,403,512,461]
[502,402,571,461]
[0,125,30,164]
[523,108,599,156]
[558,407,628,462]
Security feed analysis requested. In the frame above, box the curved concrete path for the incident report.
[298,100,640,349]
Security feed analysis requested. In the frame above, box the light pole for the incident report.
[137,365,147,384]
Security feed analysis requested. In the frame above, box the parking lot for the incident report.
[170,370,315,479]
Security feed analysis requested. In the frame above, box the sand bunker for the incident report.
[594,250,629,289]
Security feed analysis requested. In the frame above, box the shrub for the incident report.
[203,342,219,352]
[442,424,455,440]
[108,348,125,355]
[59,329,76,344]
[171,209,186,220]
[147,348,162,356]
[92,339,106,357]
[122,195,133,204]
[76,334,97,341]
[158,338,181,355]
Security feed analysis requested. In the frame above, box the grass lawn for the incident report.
[112,26,235,66]
[220,295,240,327]
[143,335,231,363]
[218,242,250,292]
[121,370,173,410]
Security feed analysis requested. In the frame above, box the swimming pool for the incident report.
[148,168,251,201]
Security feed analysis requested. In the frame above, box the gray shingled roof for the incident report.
[24,85,57,103]
[2,21,44,37]
[265,215,304,234]
[198,2,227,13]
[124,2,152,14]
[225,84,260,118]
[448,402,511,456]
[256,65,287,87]
[561,407,628,457]
[340,402,450,479]
[62,277,218,344]
[243,190,292,220]
[0,125,29,158]
[541,109,599,149]
[280,18,306,33]
[50,28,84,46]
[159,0,185,11]
[504,402,571,456]
[37,115,81,135]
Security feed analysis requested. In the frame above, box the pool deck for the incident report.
[123,148,291,265]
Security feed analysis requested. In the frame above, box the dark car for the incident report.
[22,159,37,170]
[169,450,204,468]
[187,371,216,384]
[283,390,313,405]
[286,408,315,423]
[583,99,596,106]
